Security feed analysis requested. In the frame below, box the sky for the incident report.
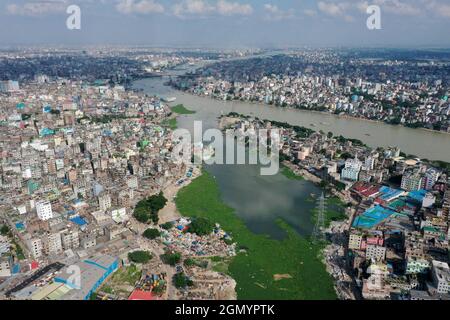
[1,0,450,48]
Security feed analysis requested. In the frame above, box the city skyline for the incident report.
[1,0,450,47]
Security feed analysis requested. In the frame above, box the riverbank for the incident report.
[174,87,450,136]
[133,76,450,162]
[175,170,337,300]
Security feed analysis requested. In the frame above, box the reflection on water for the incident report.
[206,162,319,239]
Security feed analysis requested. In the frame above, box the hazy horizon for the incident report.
[1,0,450,47]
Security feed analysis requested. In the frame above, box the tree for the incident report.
[173,272,193,289]
[184,258,196,267]
[0,225,9,236]
[133,207,150,223]
[147,192,168,213]
[128,250,152,264]
[143,228,161,240]
[161,222,174,230]
[162,252,181,266]
[133,192,168,225]
[188,217,214,236]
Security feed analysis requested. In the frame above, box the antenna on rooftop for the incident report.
[311,192,327,243]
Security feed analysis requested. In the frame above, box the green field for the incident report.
[175,171,337,300]
[170,104,196,115]
[280,166,305,180]
[161,118,178,130]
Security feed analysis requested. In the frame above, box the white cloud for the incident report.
[263,4,295,21]
[371,0,421,16]
[6,0,69,16]
[173,0,214,17]
[424,0,450,18]
[303,9,318,17]
[116,0,165,14]
[217,0,253,16]
[172,0,253,18]
[317,1,354,21]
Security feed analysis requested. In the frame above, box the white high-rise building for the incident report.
[341,157,362,181]
[36,200,53,221]
[422,168,440,191]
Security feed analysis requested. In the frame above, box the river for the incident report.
[132,63,450,239]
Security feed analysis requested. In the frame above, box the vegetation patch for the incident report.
[175,170,337,300]
[170,104,196,115]
[133,192,167,224]
[173,272,194,289]
[280,166,304,180]
[161,118,178,130]
[161,251,182,266]
[143,228,161,240]
[128,250,153,264]
[188,217,215,236]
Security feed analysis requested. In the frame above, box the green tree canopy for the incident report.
[128,250,152,264]
[133,192,168,224]
[161,252,181,266]
[173,272,193,289]
[0,225,9,236]
[188,217,215,236]
[160,222,174,230]
[143,228,161,240]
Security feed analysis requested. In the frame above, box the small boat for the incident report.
[162,97,177,103]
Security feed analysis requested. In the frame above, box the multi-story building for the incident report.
[0,256,12,277]
[80,234,97,250]
[422,168,440,191]
[366,244,386,262]
[401,170,423,191]
[341,157,362,182]
[431,260,450,294]
[0,235,10,255]
[349,232,363,250]
[61,229,80,250]
[35,200,53,221]
[44,232,63,256]
[406,257,430,274]
[28,238,43,259]
[98,193,112,211]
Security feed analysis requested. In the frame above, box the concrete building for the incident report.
[341,157,362,181]
[431,260,450,294]
[366,245,386,262]
[406,257,430,274]
[0,256,12,277]
[422,168,440,191]
[0,235,10,255]
[80,234,97,250]
[349,232,363,250]
[28,238,43,259]
[61,230,80,250]
[98,193,112,211]
[44,232,63,256]
[401,170,423,191]
[36,200,53,221]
